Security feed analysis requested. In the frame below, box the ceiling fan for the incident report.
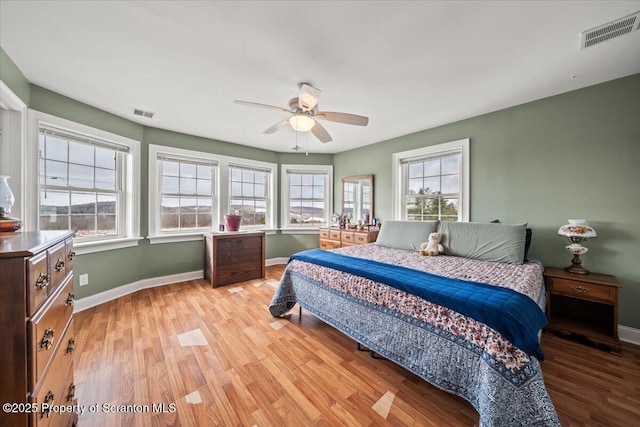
[234,83,369,143]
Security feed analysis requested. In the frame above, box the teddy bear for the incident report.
[419,232,444,256]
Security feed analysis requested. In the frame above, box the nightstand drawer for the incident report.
[549,278,615,304]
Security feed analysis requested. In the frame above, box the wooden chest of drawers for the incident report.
[204,231,265,287]
[0,230,77,427]
[319,228,379,249]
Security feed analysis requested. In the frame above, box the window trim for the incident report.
[27,110,141,254]
[392,138,469,222]
[148,144,277,244]
[280,164,333,233]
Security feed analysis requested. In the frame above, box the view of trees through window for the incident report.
[160,160,215,231]
[405,153,460,221]
[288,173,326,225]
[229,166,267,226]
[39,132,119,237]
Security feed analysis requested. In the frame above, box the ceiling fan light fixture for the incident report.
[289,114,315,132]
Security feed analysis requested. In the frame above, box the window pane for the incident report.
[162,196,180,213]
[242,182,254,197]
[95,167,116,190]
[163,176,179,193]
[408,162,422,179]
[242,169,254,182]
[40,215,69,230]
[45,160,68,186]
[97,194,116,214]
[96,215,116,235]
[301,175,313,185]
[41,190,69,215]
[69,141,94,166]
[96,147,116,170]
[71,215,95,235]
[290,185,301,198]
[161,214,179,229]
[180,197,197,213]
[180,163,197,178]
[180,177,197,194]
[290,174,301,185]
[254,172,265,184]
[71,192,96,214]
[196,179,212,195]
[313,185,324,199]
[424,159,440,176]
[441,155,459,174]
[231,167,242,181]
[163,161,180,176]
[180,213,197,228]
[69,164,94,188]
[408,178,423,194]
[441,175,459,194]
[254,183,265,197]
[231,181,242,197]
[197,213,212,228]
[46,136,67,162]
[424,177,440,193]
[197,164,212,179]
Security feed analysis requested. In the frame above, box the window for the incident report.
[28,110,141,254]
[158,156,216,231]
[148,145,277,243]
[281,165,333,230]
[229,165,268,226]
[392,139,469,222]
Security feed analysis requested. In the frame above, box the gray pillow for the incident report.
[437,221,527,264]
[375,220,439,251]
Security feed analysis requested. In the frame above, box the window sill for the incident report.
[147,233,204,245]
[280,228,321,235]
[74,237,143,255]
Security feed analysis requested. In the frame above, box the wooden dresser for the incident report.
[204,231,265,287]
[319,227,379,249]
[0,230,77,427]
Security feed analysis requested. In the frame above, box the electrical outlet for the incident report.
[79,274,89,287]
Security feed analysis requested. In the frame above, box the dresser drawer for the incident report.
[319,229,330,239]
[64,238,75,276]
[341,232,354,244]
[30,277,74,386]
[329,230,341,240]
[549,277,616,304]
[30,329,74,427]
[27,251,50,316]
[48,242,68,295]
[319,239,341,250]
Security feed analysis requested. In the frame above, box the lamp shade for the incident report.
[289,114,315,132]
[557,219,597,238]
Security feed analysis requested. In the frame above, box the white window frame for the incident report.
[392,138,469,222]
[148,144,277,244]
[27,110,141,254]
[280,164,333,233]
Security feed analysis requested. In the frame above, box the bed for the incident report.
[269,221,560,426]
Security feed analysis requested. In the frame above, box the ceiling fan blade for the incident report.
[310,120,332,143]
[234,100,290,113]
[298,83,321,111]
[263,118,291,134]
[315,111,369,126]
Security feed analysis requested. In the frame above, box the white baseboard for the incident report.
[619,325,640,346]
[74,270,203,313]
[74,257,288,312]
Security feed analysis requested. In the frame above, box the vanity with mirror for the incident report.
[318,174,379,249]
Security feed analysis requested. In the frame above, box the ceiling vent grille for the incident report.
[133,108,155,118]
[581,11,640,49]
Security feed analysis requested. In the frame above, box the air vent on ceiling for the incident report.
[132,108,155,118]
[581,11,640,49]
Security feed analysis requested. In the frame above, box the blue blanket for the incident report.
[290,249,547,360]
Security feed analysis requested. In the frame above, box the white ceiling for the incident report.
[2,1,640,154]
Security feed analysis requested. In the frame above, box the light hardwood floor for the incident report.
[74,265,640,426]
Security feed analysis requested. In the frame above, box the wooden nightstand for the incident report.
[544,267,622,355]
[204,231,265,287]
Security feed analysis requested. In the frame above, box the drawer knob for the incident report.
[66,292,76,306]
[55,259,65,272]
[66,337,76,354]
[571,286,589,294]
[40,328,55,350]
[68,250,76,261]
[67,383,76,401]
[41,391,54,418]
[36,273,50,289]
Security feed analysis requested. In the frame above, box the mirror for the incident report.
[342,174,374,225]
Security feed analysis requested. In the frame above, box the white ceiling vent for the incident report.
[581,11,640,49]
[132,108,155,118]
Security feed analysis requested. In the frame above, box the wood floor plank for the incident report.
[73,265,640,426]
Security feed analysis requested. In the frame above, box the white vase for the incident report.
[0,175,15,214]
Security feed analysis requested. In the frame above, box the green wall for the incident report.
[0,47,30,104]
[334,73,640,328]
